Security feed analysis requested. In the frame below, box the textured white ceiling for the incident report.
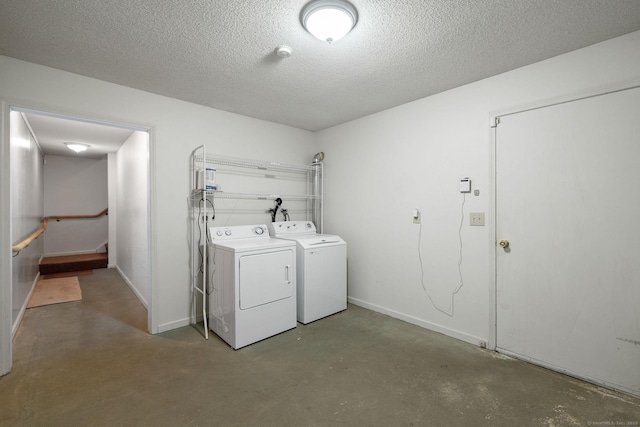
[2,1,640,131]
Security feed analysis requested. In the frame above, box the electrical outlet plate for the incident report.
[412,209,420,224]
[470,212,485,226]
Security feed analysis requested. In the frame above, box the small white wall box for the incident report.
[460,178,471,193]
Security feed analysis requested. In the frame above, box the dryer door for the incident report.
[238,249,294,310]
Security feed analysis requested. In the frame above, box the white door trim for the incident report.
[0,101,12,376]
[490,78,640,127]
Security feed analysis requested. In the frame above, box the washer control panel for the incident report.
[268,221,316,237]
[210,225,269,240]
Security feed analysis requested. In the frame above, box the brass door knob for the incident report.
[499,239,509,248]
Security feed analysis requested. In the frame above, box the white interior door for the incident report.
[495,86,640,396]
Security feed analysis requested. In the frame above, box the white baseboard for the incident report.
[497,347,640,397]
[347,296,485,347]
[12,272,40,338]
[158,317,192,333]
[158,313,203,334]
[114,266,148,309]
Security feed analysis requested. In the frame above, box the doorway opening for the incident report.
[3,105,152,376]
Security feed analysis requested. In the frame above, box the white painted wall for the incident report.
[10,111,43,332]
[0,55,316,334]
[315,31,640,346]
[43,155,108,255]
[113,131,149,307]
[2,30,638,344]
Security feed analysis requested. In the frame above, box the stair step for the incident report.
[40,253,108,275]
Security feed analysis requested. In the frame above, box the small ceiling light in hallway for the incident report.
[301,0,358,44]
[65,142,90,153]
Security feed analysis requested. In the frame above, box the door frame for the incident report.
[0,97,156,376]
[0,101,11,376]
[488,77,640,352]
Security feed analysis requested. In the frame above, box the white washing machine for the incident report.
[208,224,297,349]
[267,221,347,324]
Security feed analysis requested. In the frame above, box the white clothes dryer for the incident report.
[208,224,297,349]
[268,221,347,324]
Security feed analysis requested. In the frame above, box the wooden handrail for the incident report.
[12,218,49,253]
[12,208,108,255]
[48,207,109,221]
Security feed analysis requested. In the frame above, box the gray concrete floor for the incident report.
[1,268,639,426]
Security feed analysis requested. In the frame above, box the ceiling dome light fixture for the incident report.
[65,142,90,153]
[301,0,358,44]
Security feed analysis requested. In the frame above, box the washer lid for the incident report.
[295,234,345,249]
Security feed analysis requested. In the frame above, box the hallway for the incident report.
[1,268,639,426]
